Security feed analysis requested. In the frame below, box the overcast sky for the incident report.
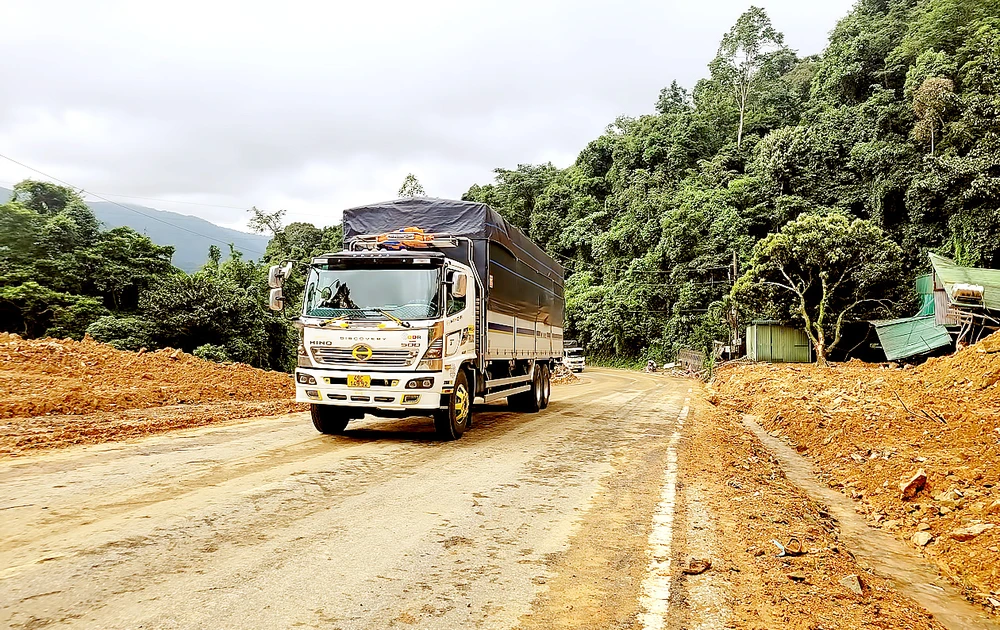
[0,0,854,232]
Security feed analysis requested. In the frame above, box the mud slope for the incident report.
[711,334,1000,615]
[0,333,302,455]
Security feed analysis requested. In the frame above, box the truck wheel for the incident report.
[509,367,541,413]
[540,364,551,409]
[310,404,351,434]
[435,370,471,441]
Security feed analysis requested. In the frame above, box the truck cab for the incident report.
[293,249,475,415]
[563,341,586,372]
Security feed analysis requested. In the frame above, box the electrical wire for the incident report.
[0,153,267,257]
[81,191,249,211]
[2,178,342,223]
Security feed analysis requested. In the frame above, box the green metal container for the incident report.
[746,322,812,363]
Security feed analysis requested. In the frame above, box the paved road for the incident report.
[0,370,691,629]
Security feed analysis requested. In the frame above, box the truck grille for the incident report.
[310,347,416,368]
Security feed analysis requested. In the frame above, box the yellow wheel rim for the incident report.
[455,385,469,422]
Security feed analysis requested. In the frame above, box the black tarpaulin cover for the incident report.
[343,197,507,240]
[342,197,563,282]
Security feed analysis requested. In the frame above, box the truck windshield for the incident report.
[303,267,442,320]
[565,348,584,357]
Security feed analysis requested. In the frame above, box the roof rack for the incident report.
[349,227,460,251]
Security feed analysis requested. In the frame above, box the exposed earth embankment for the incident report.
[710,335,1000,614]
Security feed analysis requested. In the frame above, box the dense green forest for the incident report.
[2,0,998,370]
[0,180,297,369]
[465,0,1000,364]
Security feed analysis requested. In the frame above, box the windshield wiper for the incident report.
[318,315,350,327]
[374,308,411,328]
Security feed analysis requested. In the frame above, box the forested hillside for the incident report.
[465,0,1000,364]
[0,181,295,370]
[0,186,269,273]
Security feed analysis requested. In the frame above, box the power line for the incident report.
[2,178,342,222]
[0,153,267,257]
[83,190,250,211]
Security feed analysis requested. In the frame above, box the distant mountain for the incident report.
[0,187,269,273]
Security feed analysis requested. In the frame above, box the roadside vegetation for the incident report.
[0,180,300,370]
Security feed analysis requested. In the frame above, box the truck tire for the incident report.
[435,370,471,441]
[509,367,542,413]
[310,404,351,434]
[540,364,551,409]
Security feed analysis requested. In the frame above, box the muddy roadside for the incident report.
[516,373,947,629]
[668,394,947,629]
[0,333,304,457]
[709,335,1000,618]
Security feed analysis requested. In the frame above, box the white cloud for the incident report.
[0,0,853,231]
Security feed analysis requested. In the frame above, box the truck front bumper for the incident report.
[295,368,444,411]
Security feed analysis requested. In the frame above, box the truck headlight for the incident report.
[418,322,444,370]
[296,372,317,385]
[405,378,434,389]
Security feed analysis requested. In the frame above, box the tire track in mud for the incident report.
[515,378,689,629]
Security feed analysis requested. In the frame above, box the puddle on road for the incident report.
[742,415,1000,630]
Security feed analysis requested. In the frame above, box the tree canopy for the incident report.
[398,173,426,197]
[732,212,910,364]
[0,182,315,371]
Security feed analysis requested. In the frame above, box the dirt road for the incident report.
[0,370,977,629]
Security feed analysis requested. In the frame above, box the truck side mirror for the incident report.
[269,287,284,311]
[268,265,284,289]
[453,273,468,298]
[268,262,293,289]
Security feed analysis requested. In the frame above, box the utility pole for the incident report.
[729,250,741,354]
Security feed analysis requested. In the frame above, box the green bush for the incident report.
[193,343,231,363]
[44,295,108,340]
[85,315,158,351]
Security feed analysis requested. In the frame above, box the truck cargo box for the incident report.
[342,198,565,362]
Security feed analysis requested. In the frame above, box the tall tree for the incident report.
[655,81,693,114]
[732,212,908,365]
[709,6,788,148]
[398,173,426,197]
[912,76,955,155]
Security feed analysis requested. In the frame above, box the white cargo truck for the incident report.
[562,339,586,372]
[268,198,565,440]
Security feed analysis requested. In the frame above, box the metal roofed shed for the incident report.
[745,321,812,363]
[928,252,1000,312]
[872,316,952,361]
[926,253,1000,348]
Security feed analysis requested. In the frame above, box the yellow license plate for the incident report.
[347,374,371,388]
